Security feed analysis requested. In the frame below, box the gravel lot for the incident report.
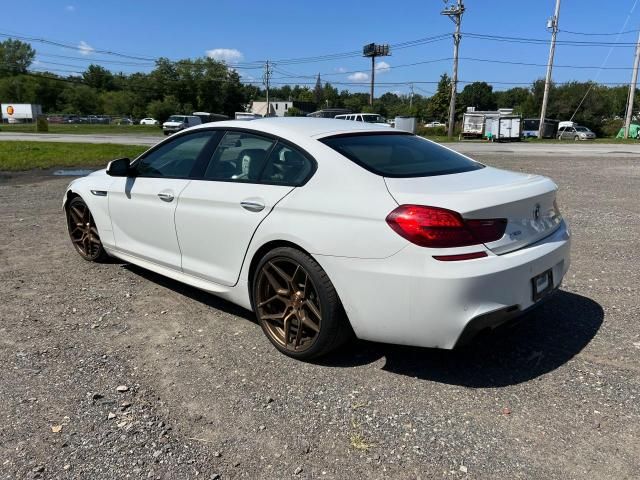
[0,153,638,479]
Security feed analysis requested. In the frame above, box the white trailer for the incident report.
[1,103,42,123]
[462,113,485,138]
[462,107,521,141]
[484,116,521,141]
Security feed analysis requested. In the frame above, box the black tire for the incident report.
[574,135,580,141]
[252,247,351,360]
[66,196,108,262]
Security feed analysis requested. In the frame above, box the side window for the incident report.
[203,131,275,181]
[136,131,213,178]
[356,115,363,122]
[260,142,313,186]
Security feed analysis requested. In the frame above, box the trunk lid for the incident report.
[384,166,562,254]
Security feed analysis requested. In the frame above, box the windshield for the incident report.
[575,127,590,132]
[167,116,186,123]
[362,114,384,123]
[321,132,484,178]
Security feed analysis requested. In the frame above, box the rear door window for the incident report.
[203,131,276,182]
[260,142,313,186]
[321,132,484,178]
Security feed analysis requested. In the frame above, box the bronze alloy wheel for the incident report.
[66,197,105,261]
[255,257,323,354]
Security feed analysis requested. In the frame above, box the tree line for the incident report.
[0,39,633,134]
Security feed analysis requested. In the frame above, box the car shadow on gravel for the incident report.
[122,264,256,321]
[321,291,604,388]
[119,265,603,388]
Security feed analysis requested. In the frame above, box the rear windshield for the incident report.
[320,133,484,177]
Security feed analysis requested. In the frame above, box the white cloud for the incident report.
[335,66,347,73]
[78,40,94,55]
[375,61,391,74]
[65,5,75,12]
[205,48,244,63]
[347,72,369,82]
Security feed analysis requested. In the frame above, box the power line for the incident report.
[559,28,640,36]
[464,32,640,47]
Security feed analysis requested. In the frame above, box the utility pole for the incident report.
[442,0,465,139]
[263,60,272,117]
[363,43,390,106]
[409,83,414,109]
[538,0,561,139]
[624,31,640,138]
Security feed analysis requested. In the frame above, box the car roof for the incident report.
[190,116,393,141]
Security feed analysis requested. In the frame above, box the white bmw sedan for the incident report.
[64,117,570,359]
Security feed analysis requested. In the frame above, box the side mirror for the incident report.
[106,157,132,177]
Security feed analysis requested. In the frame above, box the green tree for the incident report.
[100,90,136,116]
[60,84,101,114]
[458,82,496,112]
[0,38,35,76]
[425,73,451,121]
[83,65,115,91]
[285,106,305,117]
[147,95,181,123]
[313,74,323,106]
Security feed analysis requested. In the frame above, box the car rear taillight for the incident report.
[386,205,507,248]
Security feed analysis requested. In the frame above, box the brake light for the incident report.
[386,205,507,248]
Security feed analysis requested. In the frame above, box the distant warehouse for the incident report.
[1,103,42,123]
[251,100,315,117]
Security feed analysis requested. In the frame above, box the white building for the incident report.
[251,101,295,117]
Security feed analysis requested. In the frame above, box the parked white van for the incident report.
[335,113,390,127]
[162,115,202,135]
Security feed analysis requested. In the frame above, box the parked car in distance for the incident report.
[111,117,134,126]
[557,125,596,141]
[424,121,446,128]
[162,115,202,135]
[63,117,570,360]
[334,113,390,127]
[140,117,159,126]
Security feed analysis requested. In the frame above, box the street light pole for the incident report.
[363,43,390,107]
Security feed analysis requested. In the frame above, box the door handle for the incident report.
[157,192,174,202]
[240,200,265,212]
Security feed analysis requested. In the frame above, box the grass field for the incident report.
[0,141,148,171]
[0,123,164,136]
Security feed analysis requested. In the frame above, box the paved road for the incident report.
[2,131,640,156]
[0,132,160,146]
[0,153,638,478]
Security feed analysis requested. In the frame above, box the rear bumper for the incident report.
[317,220,571,349]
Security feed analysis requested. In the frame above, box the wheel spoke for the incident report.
[269,261,292,285]
[303,299,321,321]
[282,311,295,346]
[263,268,285,292]
[258,294,289,308]
[300,312,320,333]
[261,311,286,321]
[69,207,83,223]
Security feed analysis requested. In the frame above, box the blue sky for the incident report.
[4,0,640,95]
